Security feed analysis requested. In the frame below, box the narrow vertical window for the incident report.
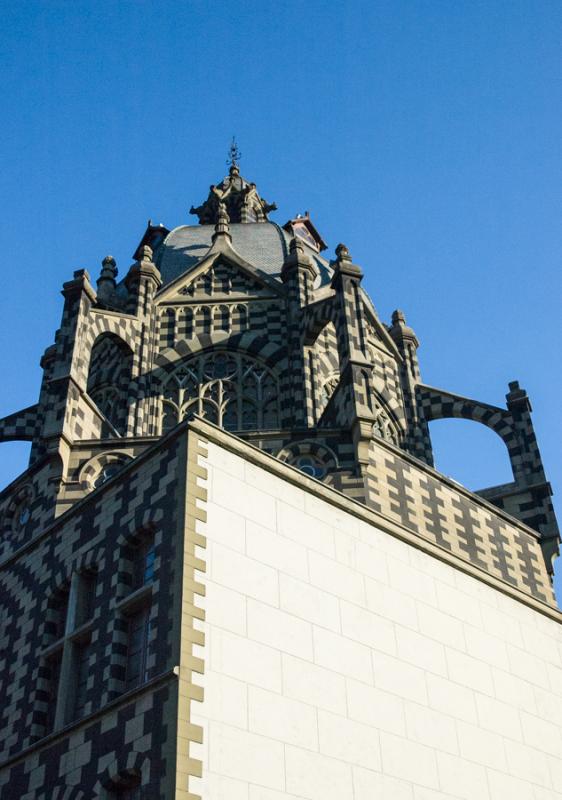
[72,641,91,720]
[41,568,100,733]
[125,608,151,690]
[133,537,155,590]
[53,589,70,641]
[76,571,97,627]
[46,652,62,732]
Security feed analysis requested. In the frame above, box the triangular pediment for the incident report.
[156,248,285,304]
[363,301,402,361]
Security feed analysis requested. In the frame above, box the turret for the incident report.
[280,237,317,428]
[329,244,375,468]
[96,255,118,304]
[125,245,161,318]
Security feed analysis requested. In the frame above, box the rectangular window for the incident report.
[46,652,62,731]
[73,642,91,720]
[133,538,155,590]
[76,571,97,627]
[125,607,151,690]
[53,589,70,640]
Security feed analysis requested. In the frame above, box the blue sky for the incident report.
[1,1,561,595]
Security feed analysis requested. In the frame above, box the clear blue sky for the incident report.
[1,1,561,595]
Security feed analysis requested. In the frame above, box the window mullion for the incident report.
[53,638,72,729]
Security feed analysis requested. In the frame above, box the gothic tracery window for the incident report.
[372,403,400,446]
[161,351,280,434]
[87,334,132,435]
[89,386,120,422]
[320,375,339,410]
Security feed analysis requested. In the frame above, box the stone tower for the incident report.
[0,161,561,798]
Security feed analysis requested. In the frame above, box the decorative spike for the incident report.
[281,236,316,283]
[226,136,242,168]
[212,202,231,243]
[140,245,153,263]
[389,308,418,344]
[331,242,363,283]
[101,254,117,271]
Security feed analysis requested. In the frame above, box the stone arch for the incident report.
[84,314,138,355]
[215,303,230,333]
[45,544,106,605]
[173,306,194,342]
[0,404,40,444]
[154,332,285,374]
[416,384,519,476]
[78,450,134,492]
[157,348,282,434]
[86,333,133,435]
[1,482,34,541]
[195,305,212,335]
[231,303,248,333]
[428,417,515,490]
[276,440,339,480]
[99,752,151,794]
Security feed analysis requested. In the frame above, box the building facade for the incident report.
[0,162,561,798]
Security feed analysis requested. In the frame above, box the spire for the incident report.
[138,245,154,264]
[390,309,417,340]
[190,146,277,225]
[331,243,363,283]
[226,136,242,170]
[96,255,118,300]
[281,236,316,281]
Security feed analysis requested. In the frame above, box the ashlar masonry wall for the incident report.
[188,430,562,800]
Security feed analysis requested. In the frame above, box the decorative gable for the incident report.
[177,261,265,298]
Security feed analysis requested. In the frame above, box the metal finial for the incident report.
[226,136,242,168]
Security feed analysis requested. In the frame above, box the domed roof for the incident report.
[153,222,333,288]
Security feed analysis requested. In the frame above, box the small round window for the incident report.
[94,462,125,488]
[7,486,34,538]
[17,505,31,527]
[296,456,326,480]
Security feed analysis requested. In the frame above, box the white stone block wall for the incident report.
[189,441,562,800]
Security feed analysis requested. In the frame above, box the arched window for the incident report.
[89,386,120,420]
[160,350,280,434]
[159,308,175,349]
[2,483,34,543]
[176,307,193,341]
[195,306,212,335]
[277,441,338,481]
[361,370,373,412]
[372,400,401,446]
[216,305,230,333]
[231,304,248,334]
[78,452,133,492]
[87,334,133,435]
